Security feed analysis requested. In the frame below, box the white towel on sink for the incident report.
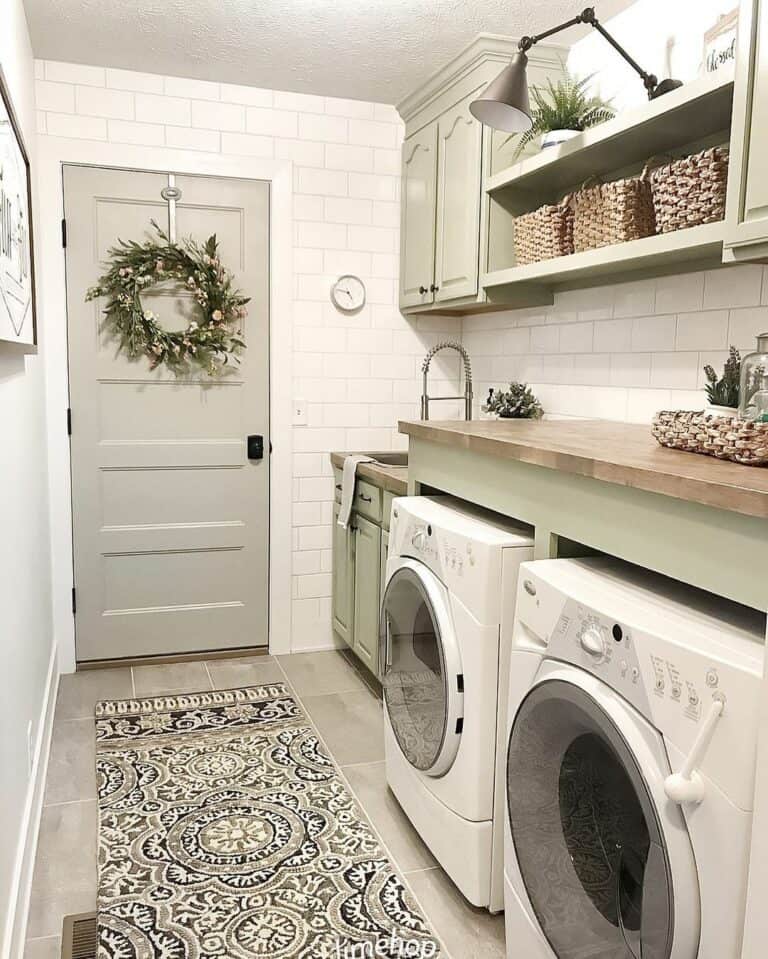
[338,454,374,529]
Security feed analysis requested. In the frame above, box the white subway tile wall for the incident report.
[462,270,768,424]
[36,60,462,651]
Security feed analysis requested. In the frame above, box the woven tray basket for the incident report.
[513,202,574,266]
[649,147,729,233]
[652,410,768,466]
[571,173,656,253]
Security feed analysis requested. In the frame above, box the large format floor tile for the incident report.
[407,867,506,959]
[302,687,384,765]
[342,761,436,874]
[44,719,96,805]
[207,654,284,690]
[23,937,60,959]
[132,660,212,696]
[276,649,368,696]
[27,801,98,939]
[56,667,133,720]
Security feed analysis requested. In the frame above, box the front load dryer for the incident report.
[503,557,765,959]
[380,495,534,912]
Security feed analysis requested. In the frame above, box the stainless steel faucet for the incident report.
[420,341,473,420]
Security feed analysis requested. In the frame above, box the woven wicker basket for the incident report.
[652,410,768,466]
[513,201,574,266]
[571,172,656,253]
[649,147,729,233]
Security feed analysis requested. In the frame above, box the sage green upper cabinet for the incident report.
[400,123,438,308]
[353,515,382,677]
[397,34,565,315]
[332,501,354,646]
[724,0,768,261]
[434,92,483,302]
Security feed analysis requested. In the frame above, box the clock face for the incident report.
[331,274,366,313]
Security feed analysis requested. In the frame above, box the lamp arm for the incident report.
[519,6,659,97]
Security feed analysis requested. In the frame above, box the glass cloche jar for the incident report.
[739,332,768,421]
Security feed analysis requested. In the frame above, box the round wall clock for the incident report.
[330,274,366,313]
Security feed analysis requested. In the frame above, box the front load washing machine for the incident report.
[503,557,765,959]
[379,495,534,912]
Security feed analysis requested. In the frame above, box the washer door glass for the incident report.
[381,565,455,773]
[507,680,674,959]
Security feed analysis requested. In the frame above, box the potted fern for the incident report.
[513,72,615,158]
[703,346,741,416]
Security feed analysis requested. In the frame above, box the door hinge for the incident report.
[66,407,72,435]
[61,218,67,248]
[71,586,77,615]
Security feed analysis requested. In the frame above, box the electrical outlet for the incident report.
[27,720,34,775]
[293,398,308,427]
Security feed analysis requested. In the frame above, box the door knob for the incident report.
[419,285,428,294]
[247,434,264,460]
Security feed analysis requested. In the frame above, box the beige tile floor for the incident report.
[24,649,505,959]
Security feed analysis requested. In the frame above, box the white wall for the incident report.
[0,1,56,957]
[464,268,768,422]
[34,61,461,656]
[570,0,737,110]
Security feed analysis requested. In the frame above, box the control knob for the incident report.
[579,625,607,661]
[411,527,427,551]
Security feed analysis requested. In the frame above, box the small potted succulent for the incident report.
[482,382,544,419]
[703,346,740,417]
[512,71,615,157]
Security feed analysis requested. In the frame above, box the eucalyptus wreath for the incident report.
[85,222,248,375]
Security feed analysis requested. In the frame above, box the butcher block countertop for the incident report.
[399,419,768,520]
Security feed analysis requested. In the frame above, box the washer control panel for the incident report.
[551,599,652,717]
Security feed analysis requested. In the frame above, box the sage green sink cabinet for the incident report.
[331,501,355,645]
[352,515,382,676]
[332,468,397,679]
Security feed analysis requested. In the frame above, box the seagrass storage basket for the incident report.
[513,201,574,266]
[649,147,729,233]
[571,173,656,253]
[652,410,768,466]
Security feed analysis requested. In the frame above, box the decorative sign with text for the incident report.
[703,8,739,75]
[0,74,35,347]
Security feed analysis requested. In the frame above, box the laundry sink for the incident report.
[368,451,408,468]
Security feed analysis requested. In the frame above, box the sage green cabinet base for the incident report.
[332,501,355,645]
[352,515,382,677]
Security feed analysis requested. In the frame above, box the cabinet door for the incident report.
[724,0,768,259]
[353,515,382,676]
[332,502,355,645]
[380,529,389,630]
[434,92,483,302]
[399,122,438,309]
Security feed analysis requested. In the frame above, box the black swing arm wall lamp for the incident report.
[469,6,683,134]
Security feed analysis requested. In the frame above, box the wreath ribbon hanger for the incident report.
[160,174,182,244]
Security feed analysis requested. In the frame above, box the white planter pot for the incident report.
[705,404,738,418]
[541,129,581,149]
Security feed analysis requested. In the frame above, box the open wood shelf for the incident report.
[486,68,735,200]
[482,221,726,307]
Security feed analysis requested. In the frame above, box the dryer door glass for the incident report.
[507,680,674,959]
[380,566,452,772]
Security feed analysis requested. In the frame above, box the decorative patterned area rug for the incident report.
[95,683,442,959]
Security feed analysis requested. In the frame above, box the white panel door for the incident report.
[64,165,270,662]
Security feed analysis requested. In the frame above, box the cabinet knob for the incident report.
[419,285,428,294]
[430,284,439,293]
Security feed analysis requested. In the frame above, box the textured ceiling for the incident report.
[24,0,636,105]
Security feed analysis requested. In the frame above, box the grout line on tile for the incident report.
[130,667,136,698]
[203,661,215,690]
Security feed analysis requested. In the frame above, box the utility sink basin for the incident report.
[368,451,408,468]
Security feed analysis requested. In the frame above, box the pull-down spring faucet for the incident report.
[420,341,473,421]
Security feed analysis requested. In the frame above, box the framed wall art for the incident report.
[0,68,36,349]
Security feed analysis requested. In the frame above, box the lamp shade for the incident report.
[469,52,532,133]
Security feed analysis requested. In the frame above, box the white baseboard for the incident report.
[3,643,59,959]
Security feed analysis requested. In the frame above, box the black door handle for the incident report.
[247,434,264,460]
